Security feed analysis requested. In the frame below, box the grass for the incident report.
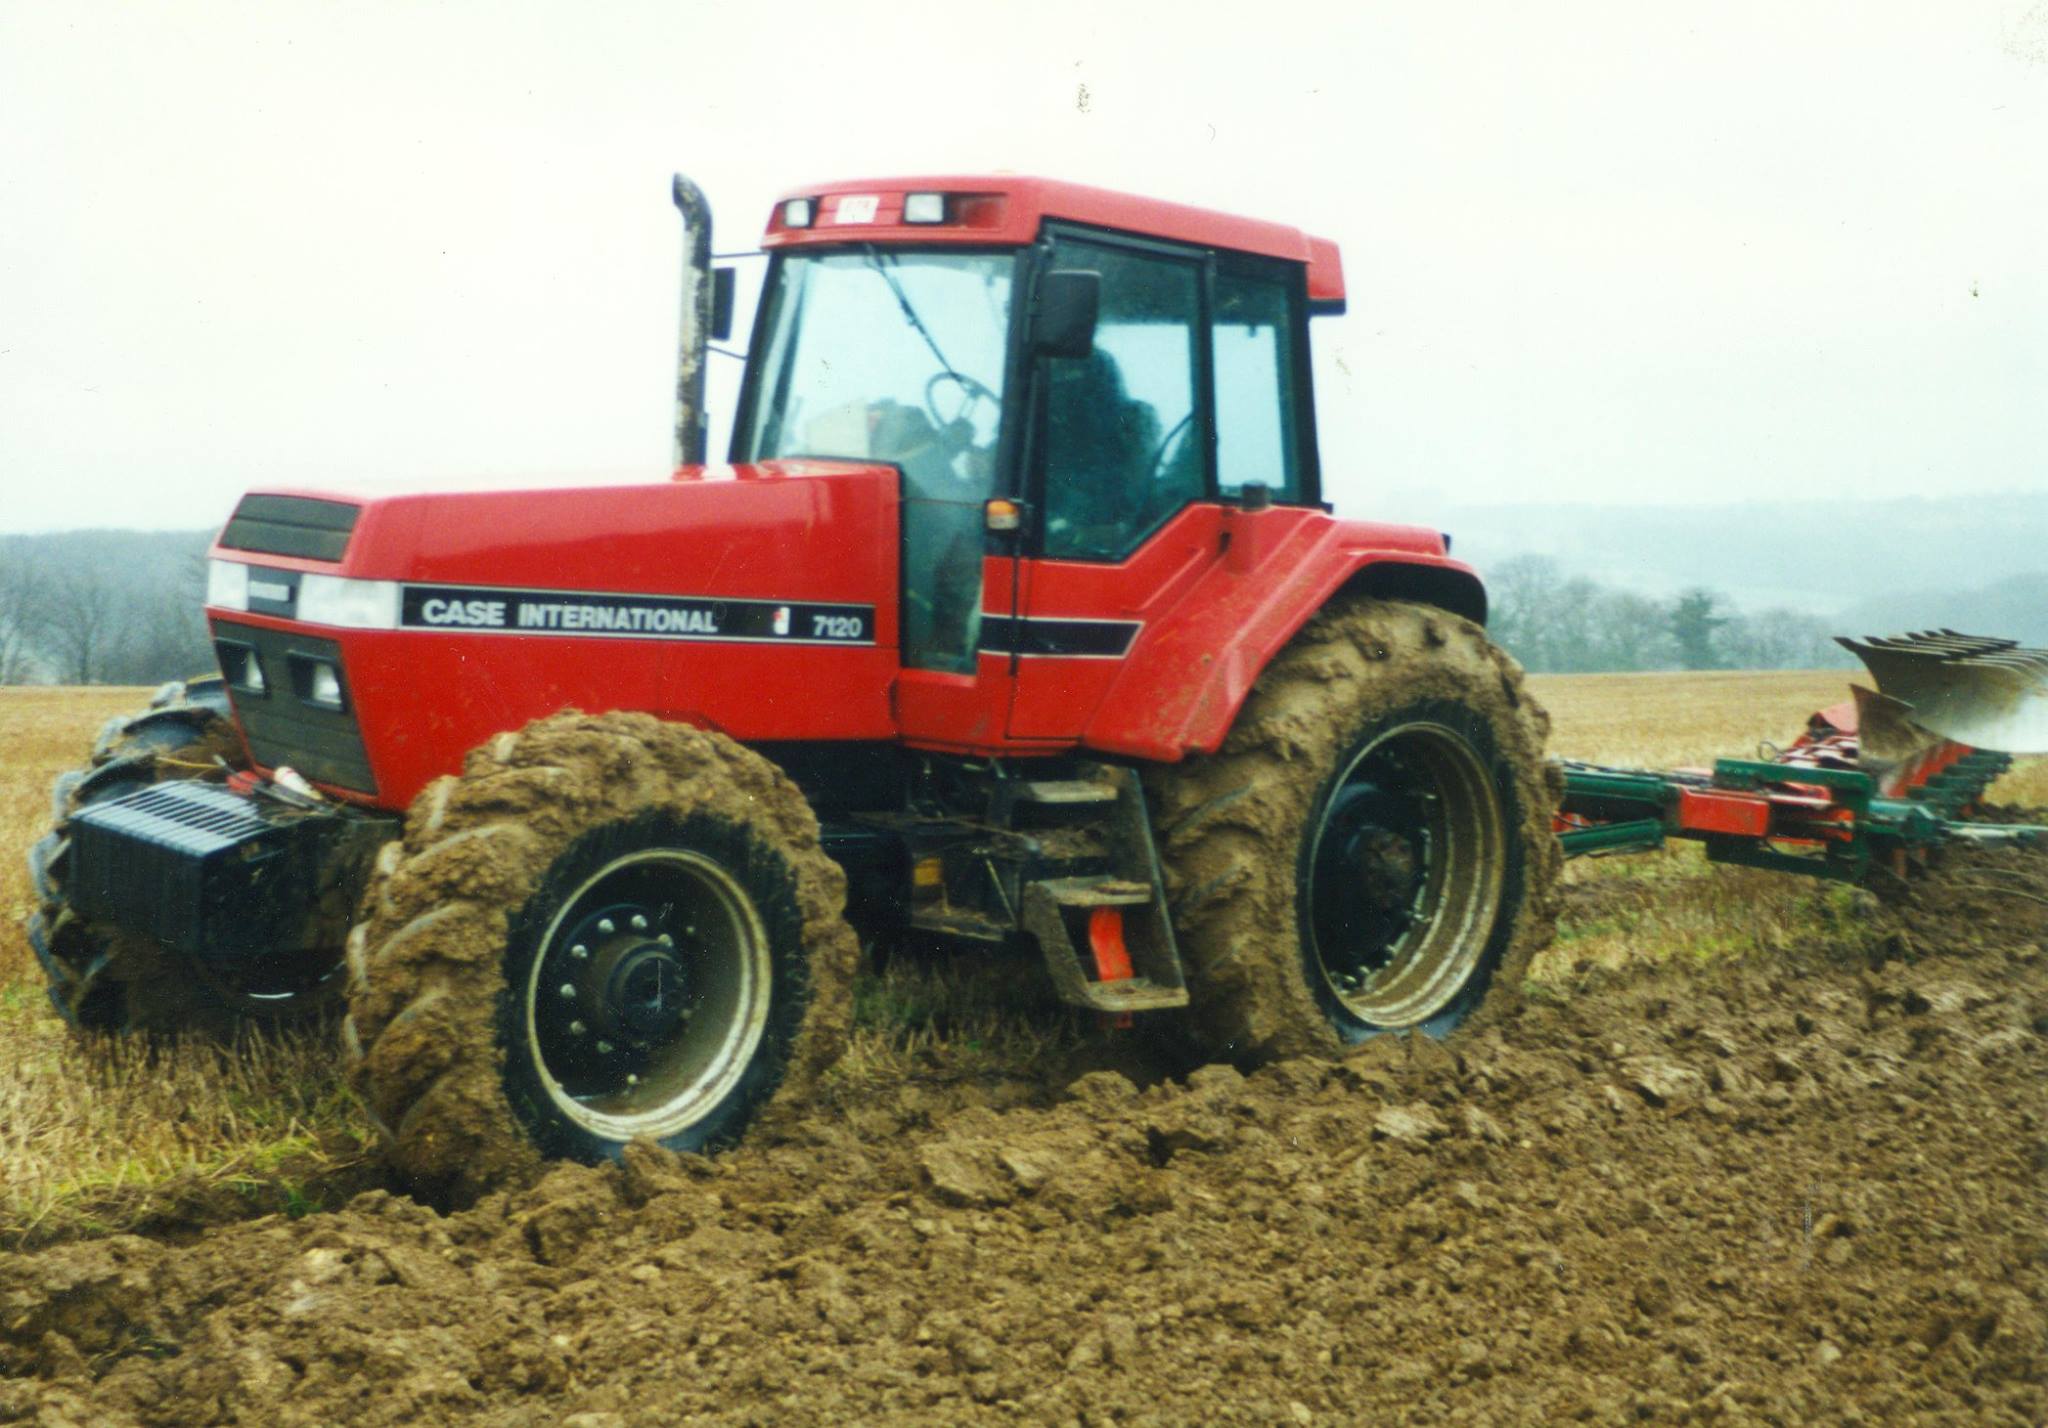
[832,948,1098,1098]
[0,671,2038,1244]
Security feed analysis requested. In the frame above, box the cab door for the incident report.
[1000,233,1215,739]
[1004,236,1313,743]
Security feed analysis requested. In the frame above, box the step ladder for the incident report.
[1022,872,1188,1013]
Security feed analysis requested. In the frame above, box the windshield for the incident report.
[740,250,1015,486]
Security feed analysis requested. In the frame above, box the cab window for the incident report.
[1039,240,1204,562]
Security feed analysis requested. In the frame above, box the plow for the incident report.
[1555,631,2048,883]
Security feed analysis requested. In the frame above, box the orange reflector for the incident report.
[1087,907,1134,982]
[984,498,1023,532]
[912,856,944,890]
[1088,908,1135,1030]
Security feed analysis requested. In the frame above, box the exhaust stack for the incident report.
[671,173,715,469]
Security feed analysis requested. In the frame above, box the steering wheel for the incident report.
[925,370,998,429]
[1145,411,1196,483]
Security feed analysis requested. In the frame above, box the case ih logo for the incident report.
[400,585,874,645]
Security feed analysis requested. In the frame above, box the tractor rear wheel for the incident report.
[342,711,858,1203]
[28,677,335,1033]
[1146,597,1559,1061]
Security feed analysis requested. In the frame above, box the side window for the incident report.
[1041,242,1203,561]
[1211,267,1302,502]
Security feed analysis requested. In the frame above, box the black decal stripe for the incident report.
[398,584,876,645]
[978,615,1141,659]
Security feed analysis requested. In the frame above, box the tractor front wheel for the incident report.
[1147,597,1560,1061]
[342,711,857,1203]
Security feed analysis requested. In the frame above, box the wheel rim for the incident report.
[1304,720,1508,1028]
[525,848,772,1143]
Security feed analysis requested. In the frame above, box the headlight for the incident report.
[296,574,400,629]
[207,559,250,612]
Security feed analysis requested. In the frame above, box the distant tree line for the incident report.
[1486,555,1850,674]
[0,532,215,685]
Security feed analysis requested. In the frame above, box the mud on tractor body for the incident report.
[28,176,2041,1198]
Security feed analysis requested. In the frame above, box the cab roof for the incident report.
[763,174,1345,310]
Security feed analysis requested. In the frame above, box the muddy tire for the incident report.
[343,710,858,1203]
[1146,597,1560,1062]
[26,677,309,1034]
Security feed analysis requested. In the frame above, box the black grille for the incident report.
[220,494,361,562]
[88,782,275,848]
[212,619,378,794]
[68,782,320,958]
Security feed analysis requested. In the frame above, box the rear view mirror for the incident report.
[711,267,737,343]
[1031,269,1098,359]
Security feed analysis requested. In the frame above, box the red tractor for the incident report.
[30,175,1557,1198]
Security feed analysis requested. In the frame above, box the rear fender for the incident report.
[1081,518,1485,762]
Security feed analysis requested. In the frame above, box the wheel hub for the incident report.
[1352,825,1421,916]
[596,942,689,1041]
[553,901,695,1051]
[1311,779,1430,980]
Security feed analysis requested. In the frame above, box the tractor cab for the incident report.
[719,177,1352,753]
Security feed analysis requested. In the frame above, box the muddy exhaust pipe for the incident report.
[1839,630,2048,754]
[671,173,715,469]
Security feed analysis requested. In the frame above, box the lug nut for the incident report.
[596,1040,614,1055]
[570,943,589,960]
[626,1073,640,1087]
[597,918,616,935]
[657,934,674,947]
[559,983,576,1000]
[569,1020,586,1036]
[631,914,649,931]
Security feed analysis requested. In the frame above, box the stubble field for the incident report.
[0,672,2042,1425]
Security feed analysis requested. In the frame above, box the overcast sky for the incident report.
[2,0,2043,534]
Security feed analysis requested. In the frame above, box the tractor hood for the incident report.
[205,461,906,808]
[215,460,900,605]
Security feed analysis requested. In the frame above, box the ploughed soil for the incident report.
[3,849,2044,1427]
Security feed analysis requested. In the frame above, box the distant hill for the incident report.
[1835,572,2048,647]
[1384,492,2048,619]
[0,528,213,575]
